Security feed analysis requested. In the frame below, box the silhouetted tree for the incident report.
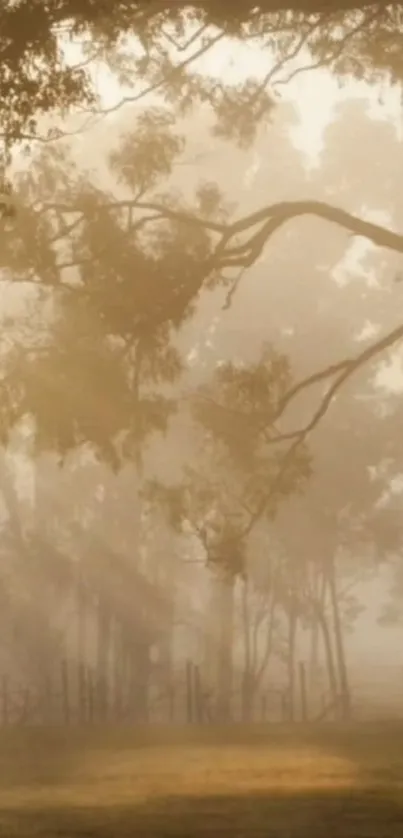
[1,1,403,154]
[146,345,311,719]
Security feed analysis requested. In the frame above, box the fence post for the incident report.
[78,661,87,724]
[185,660,193,724]
[43,673,54,725]
[87,667,95,724]
[21,687,31,725]
[168,678,175,723]
[193,665,204,724]
[299,662,308,722]
[1,676,9,725]
[281,690,288,722]
[61,659,70,725]
[261,692,267,723]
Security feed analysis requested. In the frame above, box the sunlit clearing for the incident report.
[0,740,359,811]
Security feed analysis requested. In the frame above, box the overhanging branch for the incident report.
[38,197,403,271]
[241,320,403,536]
[217,200,403,268]
[272,320,403,443]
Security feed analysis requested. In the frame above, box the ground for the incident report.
[0,722,402,836]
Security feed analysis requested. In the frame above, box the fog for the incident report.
[0,14,403,738]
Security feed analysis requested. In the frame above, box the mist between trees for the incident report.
[1,1,403,727]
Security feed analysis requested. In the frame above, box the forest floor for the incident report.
[0,722,402,837]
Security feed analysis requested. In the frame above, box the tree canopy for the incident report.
[2,0,403,154]
[0,4,402,725]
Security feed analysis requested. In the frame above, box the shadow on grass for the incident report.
[295,720,403,786]
[1,720,403,838]
[1,721,403,790]
[1,787,402,837]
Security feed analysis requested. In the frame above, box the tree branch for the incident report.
[218,200,403,268]
[241,320,403,537]
[192,321,403,447]
[38,197,403,261]
[79,30,226,121]
[274,7,380,86]
[38,199,227,234]
[272,320,403,441]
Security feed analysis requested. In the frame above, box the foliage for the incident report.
[108,108,185,193]
[193,346,293,465]
[1,1,403,155]
[0,454,73,683]
[0,38,401,714]
[146,346,311,578]
[0,112,233,464]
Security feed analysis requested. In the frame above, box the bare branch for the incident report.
[37,197,403,264]
[241,320,403,537]
[160,23,211,52]
[218,200,403,267]
[273,320,403,441]
[38,198,227,234]
[222,267,247,309]
[264,17,326,89]
[195,320,403,455]
[275,7,380,86]
[79,30,226,121]
[277,359,350,414]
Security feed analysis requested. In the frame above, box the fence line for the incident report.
[0,660,400,727]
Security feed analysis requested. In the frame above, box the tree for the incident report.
[0,109,232,464]
[146,345,311,719]
[4,108,403,473]
[172,95,403,722]
[0,447,76,720]
[1,50,403,726]
[0,443,183,724]
[3,6,403,435]
[2,0,403,155]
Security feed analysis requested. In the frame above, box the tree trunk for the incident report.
[308,571,325,693]
[309,616,319,692]
[241,577,254,722]
[314,598,338,704]
[119,630,132,718]
[252,571,280,696]
[128,637,150,723]
[113,618,124,721]
[327,556,351,720]
[286,597,298,722]
[76,577,88,723]
[96,598,111,722]
[216,568,235,722]
[154,591,175,723]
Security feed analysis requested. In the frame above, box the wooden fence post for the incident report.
[299,662,308,722]
[21,687,31,725]
[61,659,70,725]
[281,690,288,722]
[43,673,54,725]
[186,660,193,724]
[193,665,204,724]
[261,692,267,723]
[87,667,95,724]
[78,662,87,724]
[168,679,175,723]
[1,676,9,725]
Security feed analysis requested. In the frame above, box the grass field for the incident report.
[0,722,402,836]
